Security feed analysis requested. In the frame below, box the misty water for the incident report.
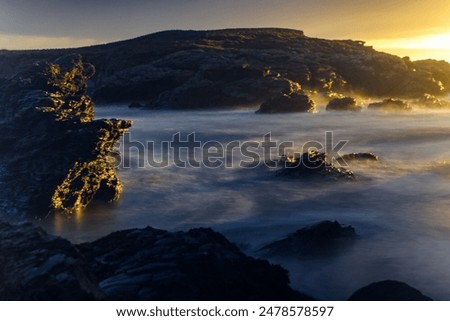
[35,105,450,300]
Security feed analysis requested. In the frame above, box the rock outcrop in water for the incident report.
[1,29,450,111]
[259,221,357,258]
[256,92,316,113]
[368,98,412,111]
[349,280,432,301]
[276,151,354,179]
[0,55,131,215]
[326,97,362,112]
[0,220,311,300]
[0,219,433,300]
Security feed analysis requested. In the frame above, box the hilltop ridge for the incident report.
[1,28,449,113]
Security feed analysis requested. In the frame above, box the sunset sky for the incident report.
[0,0,449,61]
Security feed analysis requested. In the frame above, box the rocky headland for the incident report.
[1,28,450,114]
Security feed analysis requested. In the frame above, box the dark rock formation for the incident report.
[326,97,362,112]
[0,221,103,300]
[128,101,143,108]
[257,92,316,113]
[276,151,354,179]
[349,280,432,301]
[368,98,412,111]
[78,226,312,300]
[259,221,357,258]
[0,220,312,301]
[335,152,379,165]
[1,29,449,111]
[0,55,132,215]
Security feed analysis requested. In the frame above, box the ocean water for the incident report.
[33,105,450,300]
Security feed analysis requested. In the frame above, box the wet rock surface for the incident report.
[259,220,357,258]
[349,280,433,301]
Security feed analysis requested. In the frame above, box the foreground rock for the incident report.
[256,92,316,113]
[0,220,312,300]
[349,280,432,301]
[0,55,131,215]
[0,221,103,300]
[259,221,357,258]
[326,97,362,112]
[368,98,412,111]
[276,151,354,179]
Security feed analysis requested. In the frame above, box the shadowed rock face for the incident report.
[0,55,132,215]
[0,220,312,301]
[0,221,103,300]
[259,221,357,258]
[1,28,449,111]
[78,226,313,300]
[349,280,433,301]
[257,92,316,113]
[326,97,362,112]
[368,98,412,111]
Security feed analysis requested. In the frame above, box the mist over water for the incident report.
[34,105,450,300]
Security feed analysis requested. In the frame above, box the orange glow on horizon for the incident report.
[369,33,450,62]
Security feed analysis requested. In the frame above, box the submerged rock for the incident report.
[335,152,379,164]
[368,98,412,111]
[276,150,354,179]
[0,55,132,215]
[259,220,357,258]
[257,92,316,114]
[349,280,432,301]
[326,97,362,112]
[0,220,312,300]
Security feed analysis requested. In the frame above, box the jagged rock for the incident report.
[0,221,103,300]
[257,92,316,113]
[0,55,132,215]
[78,227,312,300]
[0,220,313,300]
[368,98,412,111]
[326,97,362,112]
[349,280,432,301]
[2,29,449,110]
[276,151,354,179]
[259,221,357,257]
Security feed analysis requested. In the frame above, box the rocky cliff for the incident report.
[1,28,449,112]
[0,55,131,215]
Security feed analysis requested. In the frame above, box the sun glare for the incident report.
[369,33,450,61]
